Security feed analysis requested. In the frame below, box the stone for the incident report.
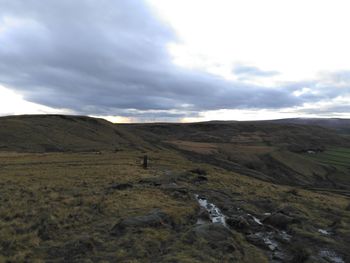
[192,175,208,184]
[190,168,207,175]
[263,212,296,230]
[111,209,171,235]
[198,209,211,222]
[246,232,278,251]
[110,183,133,190]
[226,216,250,232]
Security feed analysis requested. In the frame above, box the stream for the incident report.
[194,194,345,263]
[194,194,287,261]
[195,194,226,226]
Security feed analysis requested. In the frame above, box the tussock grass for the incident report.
[1,150,349,262]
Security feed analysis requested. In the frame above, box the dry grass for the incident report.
[165,140,219,154]
[0,150,349,262]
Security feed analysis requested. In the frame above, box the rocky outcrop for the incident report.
[262,212,297,230]
[110,209,172,235]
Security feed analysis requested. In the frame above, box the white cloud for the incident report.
[92,115,133,123]
[0,85,72,116]
[149,0,350,83]
[0,0,349,121]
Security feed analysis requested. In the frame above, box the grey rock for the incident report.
[226,216,250,233]
[110,183,133,190]
[263,212,296,230]
[111,209,171,235]
[246,232,278,251]
[197,209,211,222]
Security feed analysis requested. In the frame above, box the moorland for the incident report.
[0,115,349,262]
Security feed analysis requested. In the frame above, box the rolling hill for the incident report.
[122,121,350,189]
[1,115,350,262]
[1,115,349,189]
[271,118,350,134]
[0,115,151,152]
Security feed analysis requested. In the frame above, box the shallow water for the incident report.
[255,232,279,251]
[319,250,345,263]
[318,229,330,235]
[248,213,263,225]
[195,194,226,226]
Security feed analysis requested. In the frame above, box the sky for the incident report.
[0,0,349,122]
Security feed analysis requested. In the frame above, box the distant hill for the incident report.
[0,115,349,189]
[270,118,350,134]
[0,115,150,152]
[122,120,349,151]
[122,121,350,188]
[1,115,348,153]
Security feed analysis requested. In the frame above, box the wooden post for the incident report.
[143,155,148,169]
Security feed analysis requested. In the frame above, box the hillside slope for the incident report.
[0,115,150,152]
[122,121,348,149]
[0,115,349,189]
[122,121,350,189]
[0,115,349,262]
[271,118,350,134]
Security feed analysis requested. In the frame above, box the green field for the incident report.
[306,147,350,169]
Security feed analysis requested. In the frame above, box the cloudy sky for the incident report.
[0,0,349,122]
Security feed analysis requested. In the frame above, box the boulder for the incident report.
[110,183,133,190]
[190,168,207,175]
[111,209,171,235]
[226,216,251,233]
[246,232,278,251]
[262,212,296,230]
[160,185,190,200]
[192,175,208,184]
[197,209,211,222]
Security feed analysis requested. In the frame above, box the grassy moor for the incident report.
[0,115,349,262]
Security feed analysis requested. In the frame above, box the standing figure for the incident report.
[143,155,148,169]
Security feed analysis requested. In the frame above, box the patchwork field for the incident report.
[307,147,350,169]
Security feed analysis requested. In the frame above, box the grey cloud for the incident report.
[233,65,279,78]
[298,104,350,115]
[0,0,349,119]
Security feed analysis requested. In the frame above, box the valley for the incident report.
[0,115,349,262]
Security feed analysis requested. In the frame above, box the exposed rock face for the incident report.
[226,216,251,233]
[247,232,278,251]
[197,209,211,223]
[263,212,297,230]
[110,209,172,235]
